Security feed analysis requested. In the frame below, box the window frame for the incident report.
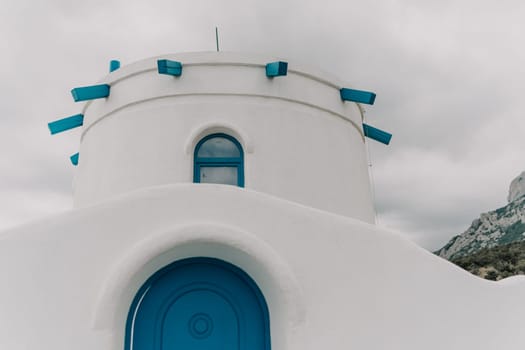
[193,133,244,187]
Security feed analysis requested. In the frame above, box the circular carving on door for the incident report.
[188,313,214,339]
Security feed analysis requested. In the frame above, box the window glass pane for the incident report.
[197,137,241,158]
[200,166,238,185]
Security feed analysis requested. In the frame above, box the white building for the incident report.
[0,52,524,350]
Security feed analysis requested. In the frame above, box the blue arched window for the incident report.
[194,133,244,187]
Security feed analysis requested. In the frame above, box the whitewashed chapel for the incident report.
[0,52,524,350]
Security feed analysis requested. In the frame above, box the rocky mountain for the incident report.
[508,171,525,202]
[435,171,525,260]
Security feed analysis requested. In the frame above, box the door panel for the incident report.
[161,289,239,350]
[127,258,270,350]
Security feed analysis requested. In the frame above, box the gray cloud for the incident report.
[1,0,524,251]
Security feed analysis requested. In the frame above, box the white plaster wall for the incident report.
[73,52,374,222]
[0,184,524,350]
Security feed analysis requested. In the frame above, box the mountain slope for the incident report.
[435,171,525,260]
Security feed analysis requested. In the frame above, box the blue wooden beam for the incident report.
[71,84,110,102]
[157,59,182,76]
[109,60,120,72]
[266,61,288,77]
[340,88,376,105]
[363,123,392,145]
[70,153,79,166]
[48,114,84,135]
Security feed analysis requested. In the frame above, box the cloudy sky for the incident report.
[1,0,524,250]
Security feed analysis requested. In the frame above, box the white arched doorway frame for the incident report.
[91,222,306,350]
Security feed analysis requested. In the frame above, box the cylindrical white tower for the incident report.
[74,52,375,222]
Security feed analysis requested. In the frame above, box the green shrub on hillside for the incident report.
[451,240,525,280]
[499,220,525,245]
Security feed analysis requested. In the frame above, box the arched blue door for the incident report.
[125,258,270,350]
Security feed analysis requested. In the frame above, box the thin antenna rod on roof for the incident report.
[215,27,220,52]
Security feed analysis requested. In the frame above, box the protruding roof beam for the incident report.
[340,88,376,105]
[70,152,79,166]
[266,61,288,77]
[157,59,183,76]
[48,114,84,135]
[109,60,120,72]
[71,84,110,102]
[363,123,392,145]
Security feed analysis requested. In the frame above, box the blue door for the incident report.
[125,258,270,350]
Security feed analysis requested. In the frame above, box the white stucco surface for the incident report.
[73,52,374,222]
[3,52,522,350]
[0,184,524,350]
